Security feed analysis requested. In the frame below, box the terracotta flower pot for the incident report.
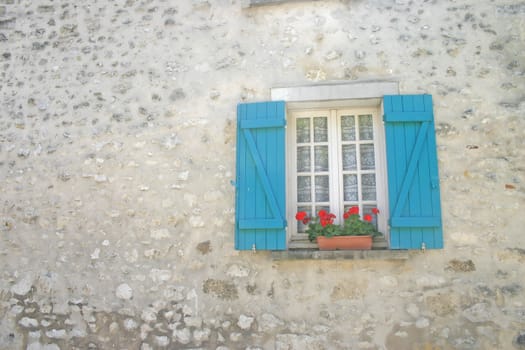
[316,235,373,250]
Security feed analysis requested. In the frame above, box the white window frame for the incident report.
[286,105,388,240]
[271,81,399,245]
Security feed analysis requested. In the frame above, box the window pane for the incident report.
[362,174,376,200]
[358,115,374,140]
[363,204,379,229]
[343,174,358,201]
[296,118,310,143]
[313,117,328,142]
[314,145,329,172]
[297,205,311,233]
[297,146,310,172]
[315,175,330,202]
[360,144,375,170]
[297,176,311,202]
[341,115,356,141]
[342,144,357,171]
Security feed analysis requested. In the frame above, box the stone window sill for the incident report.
[271,235,409,260]
[271,249,409,260]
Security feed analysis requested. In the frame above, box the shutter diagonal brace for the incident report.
[391,121,429,220]
[242,128,284,223]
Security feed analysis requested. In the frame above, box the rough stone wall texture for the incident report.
[0,0,524,349]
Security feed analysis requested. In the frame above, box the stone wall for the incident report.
[0,0,524,349]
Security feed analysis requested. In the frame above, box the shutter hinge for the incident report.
[421,242,426,252]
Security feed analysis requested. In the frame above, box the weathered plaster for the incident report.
[0,0,524,349]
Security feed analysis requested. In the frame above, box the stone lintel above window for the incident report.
[270,81,400,105]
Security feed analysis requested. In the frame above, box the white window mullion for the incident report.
[309,117,315,217]
[374,109,388,237]
[356,140,363,215]
[328,109,341,224]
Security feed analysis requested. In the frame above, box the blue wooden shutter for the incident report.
[384,95,443,249]
[235,101,287,250]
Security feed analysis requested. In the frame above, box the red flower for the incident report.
[372,208,380,215]
[295,211,308,221]
[318,210,328,218]
[348,206,359,215]
[343,212,351,219]
[302,218,310,225]
[364,214,372,222]
[320,214,335,227]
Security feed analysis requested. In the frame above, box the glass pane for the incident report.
[342,144,357,171]
[297,146,310,172]
[315,175,330,202]
[363,204,379,229]
[341,115,356,141]
[296,118,310,143]
[297,205,311,233]
[313,117,328,142]
[359,115,374,140]
[362,174,376,200]
[297,176,311,202]
[360,144,375,170]
[343,174,358,201]
[314,146,329,172]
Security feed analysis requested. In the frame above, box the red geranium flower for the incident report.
[302,218,310,225]
[372,208,380,215]
[295,211,308,221]
[318,209,328,218]
[348,206,359,215]
[343,212,351,219]
[364,214,372,222]
[320,214,335,227]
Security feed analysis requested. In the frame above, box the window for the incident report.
[287,107,388,239]
[235,88,443,251]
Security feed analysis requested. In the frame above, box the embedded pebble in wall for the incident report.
[18,317,39,328]
[173,328,191,345]
[123,318,138,331]
[116,283,133,300]
[161,134,181,150]
[237,314,254,330]
[355,50,366,59]
[189,216,205,228]
[462,303,493,323]
[45,329,67,339]
[193,328,211,344]
[259,313,284,332]
[11,275,33,296]
[154,335,170,347]
[323,50,341,61]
